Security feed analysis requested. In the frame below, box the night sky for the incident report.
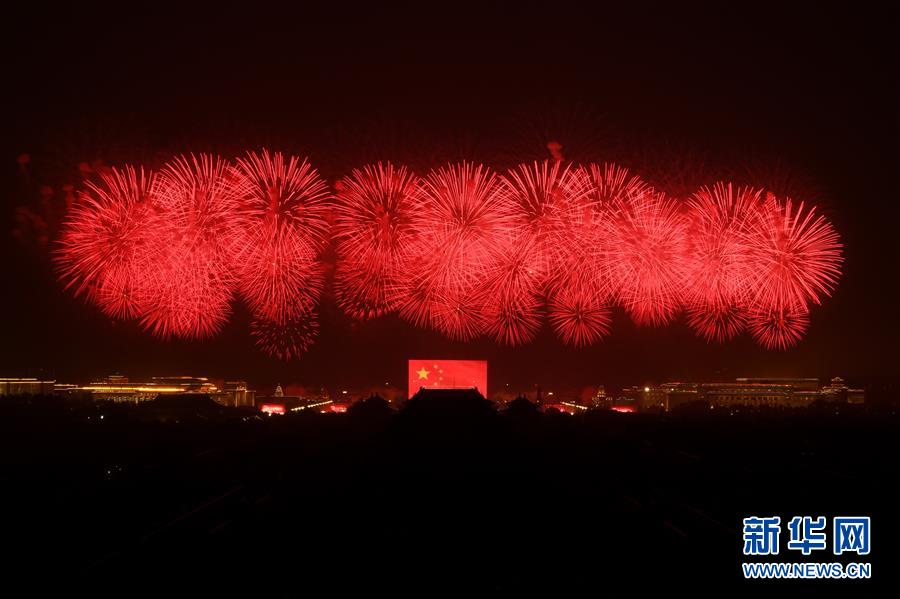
[2,2,897,393]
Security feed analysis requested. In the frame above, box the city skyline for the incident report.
[0,370,870,403]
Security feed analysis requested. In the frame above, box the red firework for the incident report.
[746,301,810,350]
[738,193,841,349]
[686,303,749,344]
[582,162,650,207]
[230,150,331,324]
[603,187,689,326]
[56,165,157,320]
[333,162,421,319]
[482,292,544,346]
[395,162,514,340]
[547,279,612,347]
[478,239,544,345]
[502,160,593,287]
[683,182,763,342]
[140,154,239,339]
[544,163,648,339]
[52,149,844,357]
[251,309,320,360]
[744,193,843,309]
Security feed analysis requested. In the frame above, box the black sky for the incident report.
[2,1,898,393]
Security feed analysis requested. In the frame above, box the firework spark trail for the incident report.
[56,150,843,357]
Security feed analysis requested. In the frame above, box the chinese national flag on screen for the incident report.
[408,359,488,397]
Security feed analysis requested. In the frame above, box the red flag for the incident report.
[408,359,488,397]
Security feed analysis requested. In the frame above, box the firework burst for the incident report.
[230,149,331,325]
[737,193,842,349]
[56,165,157,320]
[683,182,763,341]
[603,187,689,326]
[745,193,843,309]
[333,162,421,319]
[503,160,593,287]
[251,308,320,360]
[547,279,612,347]
[395,162,513,340]
[583,163,649,207]
[747,301,811,350]
[53,150,844,357]
[554,162,649,324]
[479,239,544,345]
[140,154,239,339]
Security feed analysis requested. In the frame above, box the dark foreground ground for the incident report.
[1,395,897,595]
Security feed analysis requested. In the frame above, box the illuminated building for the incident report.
[699,378,823,408]
[582,385,640,412]
[623,385,668,411]
[149,376,219,393]
[631,377,867,411]
[0,378,56,396]
[220,381,256,408]
[821,377,865,404]
[255,384,334,413]
[67,383,183,403]
[658,382,700,409]
[60,375,220,403]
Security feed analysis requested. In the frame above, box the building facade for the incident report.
[634,377,867,411]
[0,378,56,396]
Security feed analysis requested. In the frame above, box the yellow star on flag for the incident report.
[417,367,430,380]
